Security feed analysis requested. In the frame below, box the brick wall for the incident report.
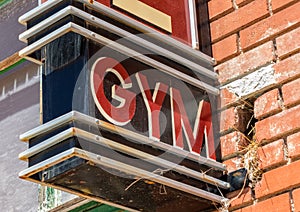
[210,0,300,211]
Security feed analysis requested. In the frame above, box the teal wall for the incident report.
[0,0,12,7]
[69,201,127,212]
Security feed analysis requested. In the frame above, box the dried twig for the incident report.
[125,168,170,192]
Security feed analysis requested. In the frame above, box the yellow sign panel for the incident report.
[112,0,172,32]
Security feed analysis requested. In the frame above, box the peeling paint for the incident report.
[222,64,276,98]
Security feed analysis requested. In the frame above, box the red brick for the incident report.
[287,131,300,158]
[208,0,233,20]
[254,89,282,120]
[220,131,248,158]
[237,193,291,212]
[235,0,254,6]
[221,132,238,158]
[219,107,252,134]
[212,34,238,62]
[210,0,268,42]
[217,41,274,84]
[276,27,300,58]
[227,188,252,209]
[272,0,299,12]
[220,107,236,133]
[274,53,300,84]
[255,104,300,142]
[220,88,239,109]
[282,77,300,107]
[293,188,300,212]
[240,1,300,50]
[257,139,285,170]
[223,157,242,172]
[255,160,300,198]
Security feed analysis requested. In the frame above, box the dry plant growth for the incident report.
[219,100,263,211]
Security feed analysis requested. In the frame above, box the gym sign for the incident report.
[17,0,230,211]
[91,57,216,159]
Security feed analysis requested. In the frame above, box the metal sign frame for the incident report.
[17,0,230,210]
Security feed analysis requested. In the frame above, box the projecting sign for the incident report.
[17,0,230,211]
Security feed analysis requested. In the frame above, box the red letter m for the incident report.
[170,88,216,159]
